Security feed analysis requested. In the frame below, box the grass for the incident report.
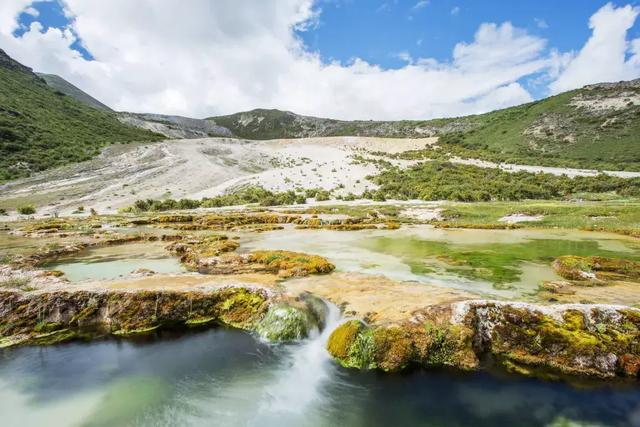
[0,50,162,181]
[435,199,640,234]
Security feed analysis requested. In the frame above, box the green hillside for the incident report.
[0,50,162,181]
[36,72,113,111]
[209,80,640,171]
[438,82,640,171]
[208,108,448,140]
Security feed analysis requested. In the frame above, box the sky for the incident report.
[1,0,639,120]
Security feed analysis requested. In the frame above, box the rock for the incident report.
[540,280,576,295]
[552,256,640,284]
[130,268,156,277]
[0,287,273,346]
[328,300,640,380]
[255,303,317,342]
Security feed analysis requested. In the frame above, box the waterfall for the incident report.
[255,299,342,420]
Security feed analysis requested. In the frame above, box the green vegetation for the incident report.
[0,49,161,181]
[552,256,640,283]
[433,200,640,235]
[248,250,335,277]
[210,82,640,171]
[17,205,36,215]
[209,109,437,140]
[370,161,640,202]
[255,303,317,342]
[123,186,307,212]
[435,86,640,171]
[36,73,113,111]
[361,232,640,287]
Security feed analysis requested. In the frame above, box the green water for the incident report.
[1,327,638,427]
[44,242,186,281]
[241,226,640,298]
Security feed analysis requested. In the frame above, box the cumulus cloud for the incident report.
[0,0,39,35]
[0,1,638,120]
[550,3,640,93]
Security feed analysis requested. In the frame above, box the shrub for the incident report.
[17,205,36,215]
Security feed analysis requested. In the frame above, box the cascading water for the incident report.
[253,299,343,423]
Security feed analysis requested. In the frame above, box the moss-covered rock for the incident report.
[0,286,270,347]
[469,302,640,379]
[328,301,640,380]
[248,250,335,277]
[552,256,640,284]
[255,303,318,342]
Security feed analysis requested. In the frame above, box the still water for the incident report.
[241,226,640,299]
[1,322,639,427]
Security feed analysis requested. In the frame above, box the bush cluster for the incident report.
[369,161,640,202]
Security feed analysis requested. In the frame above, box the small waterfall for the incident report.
[256,299,342,419]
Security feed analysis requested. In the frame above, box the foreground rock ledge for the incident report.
[328,300,640,380]
[0,284,326,347]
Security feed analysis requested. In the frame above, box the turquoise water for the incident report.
[44,242,186,281]
[1,327,638,427]
[241,226,640,299]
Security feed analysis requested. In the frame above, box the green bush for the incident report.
[369,161,640,202]
[17,205,36,215]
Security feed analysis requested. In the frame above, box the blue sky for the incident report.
[303,0,639,67]
[16,0,640,69]
[3,1,640,119]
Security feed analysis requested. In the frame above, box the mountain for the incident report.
[36,72,113,111]
[0,49,162,181]
[208,81,640,171]
[118,112,232,139]
[207,108,455,140]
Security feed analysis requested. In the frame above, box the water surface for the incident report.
[43,242,186,282]
[1,325,638,427]
[241,226,640,299]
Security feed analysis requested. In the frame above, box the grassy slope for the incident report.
[210,83,640,170]
[444,87,640,170]
[209,108,447,140]
[36,72,113,111]
[0,50,162,181]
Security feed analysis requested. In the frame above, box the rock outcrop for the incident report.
[328,300,640,380]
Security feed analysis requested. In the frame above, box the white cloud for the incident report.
[412,1,429,11]
[0,0,39,35]
[24,7,39,17]
[534,18,548,29]
[2,1,636,121]
[451,6,460,16]
[395,50,413,63]
[550,3,640,93]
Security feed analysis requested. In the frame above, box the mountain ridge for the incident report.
[0,49,162,181]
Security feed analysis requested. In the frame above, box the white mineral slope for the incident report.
[450,157,640,178]
[0,137,431,216]
[2,135,640,218]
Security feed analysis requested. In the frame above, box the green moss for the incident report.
[327,320,363,360]
[489,306,640,377]
[185,316,217,327]
[31,329,77,345]
[249,250,335,277]
[34,321,63,333]
[553,255,640,283]
[372,326,414,371]
[217,289,267,328]
[112,325,160,336]
[255,303,316,342]
[347,328,376,369]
